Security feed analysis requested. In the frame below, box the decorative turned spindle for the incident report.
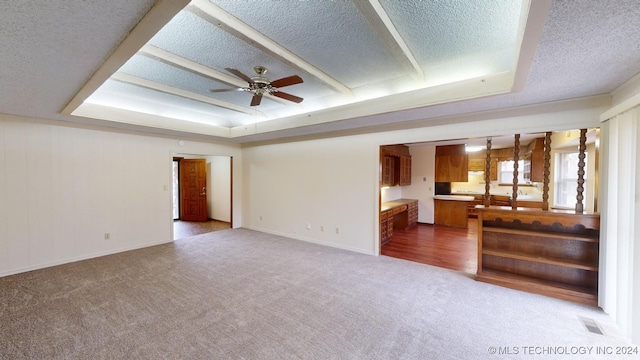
[484,137,492,207]
[542,132,552,211]
[576,129,587,213]
[512,134,520,209]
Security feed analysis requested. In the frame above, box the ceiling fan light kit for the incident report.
[217,66,304,106]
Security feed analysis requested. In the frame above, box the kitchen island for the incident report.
[434,195,475,228]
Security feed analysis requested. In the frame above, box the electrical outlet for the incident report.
[320,225,324,232]
[104,233,110,240]
[335,227,339,234]
[306,223,311,230]
[260,215,263,221]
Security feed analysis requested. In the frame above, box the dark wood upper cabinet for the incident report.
[380,145,411,186]
[435,144,468,182]
[381,155,397,186]
[523,138,545,182]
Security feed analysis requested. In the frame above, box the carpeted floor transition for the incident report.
[1,228,636,359]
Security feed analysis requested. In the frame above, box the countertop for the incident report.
[381,199,418,212]
[451,192,542,202]
[434,195,475,202]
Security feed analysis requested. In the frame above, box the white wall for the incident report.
[401,145,436,224]
[242,97,607,257]
[206,156,231,222]
[242,135,380,255]
[0,114,242,277]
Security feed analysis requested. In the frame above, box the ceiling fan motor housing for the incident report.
[222,66,304,105]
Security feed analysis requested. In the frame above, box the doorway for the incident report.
[172,155,232,240]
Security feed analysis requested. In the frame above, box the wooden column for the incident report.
[542,132,552,210]
[512,134,520,209]
[484,137,492,207]
[576,129,587,213]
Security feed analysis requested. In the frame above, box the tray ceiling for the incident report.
[67,0,528,139]
[3,1,640,143]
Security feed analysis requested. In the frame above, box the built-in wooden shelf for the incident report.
[482,248,598,271]
[476,206,600,306]
[483,226,599,243]
[477,269,598,305]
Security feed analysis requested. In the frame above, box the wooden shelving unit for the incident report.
[476,206,600,306]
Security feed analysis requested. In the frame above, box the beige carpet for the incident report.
[1,229,635,359]
[173,219,231,239]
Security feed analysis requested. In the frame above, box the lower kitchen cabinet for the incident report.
[380,199,418,245]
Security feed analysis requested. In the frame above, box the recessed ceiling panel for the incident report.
[65,0,535,137]
[210,0,407,88]
[147,9,305,84]
[379,0,522,83]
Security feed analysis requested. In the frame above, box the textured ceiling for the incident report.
[71,0,527,134]
[1,1,640,143]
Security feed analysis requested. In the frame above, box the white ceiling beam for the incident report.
[511,0,552,92]
[188,0,353,96]
[72,102,233,138]
[111,72,265,117]
[354,0,424,80]
[61,0,191,115]
[138,45,300,107]
[139,45,247,88]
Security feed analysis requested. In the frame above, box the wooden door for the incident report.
[180,159,207,221]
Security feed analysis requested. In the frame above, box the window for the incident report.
[554,151,587,208]
[499,160,525,183]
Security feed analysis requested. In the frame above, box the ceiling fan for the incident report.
[212,66,304,106]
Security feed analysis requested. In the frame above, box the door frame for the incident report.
[171,154,233,239]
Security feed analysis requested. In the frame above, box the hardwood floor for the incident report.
[381,219,478,275]
[173,219,231,240]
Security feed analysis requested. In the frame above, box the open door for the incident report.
[180,158,207,221]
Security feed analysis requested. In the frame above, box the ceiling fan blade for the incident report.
[225,68,253,83]
[209,88,242,93]
[270,75,303,88]
[250,93,263,106]
[272,91,303,103]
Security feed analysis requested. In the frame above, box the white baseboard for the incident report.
[242,225,375,256]
[0,239,173,278]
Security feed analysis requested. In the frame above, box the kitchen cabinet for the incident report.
[434,195,474,228]
[489,158,498,181]
[399,155,412,186]
[380,209,394,244]
[466,194,484,217]
[380,145,411,186]
[476,206,599,306]
[523,138,545,182]
[468,153,498,181]
[435,144,468,182]
[380,199,418,244]
[490,195,511,206]
[381,155,396,186]
[468,158,485,172]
